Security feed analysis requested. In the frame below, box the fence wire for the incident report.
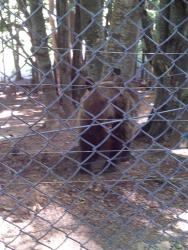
[0,0,188,250]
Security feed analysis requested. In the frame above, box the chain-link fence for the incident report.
[0,0,188,249]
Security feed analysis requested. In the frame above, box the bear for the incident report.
[78,69,138,173]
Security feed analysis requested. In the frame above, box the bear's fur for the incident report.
[78,69,137,173]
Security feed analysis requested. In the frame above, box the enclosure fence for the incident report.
[0,0,188,249]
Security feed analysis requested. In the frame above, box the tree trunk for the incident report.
[6,2,22,81]
[14,30,22,81]
[1,33,6,82]
[48,0,60,95]
[71,0,83,102]
[29,0,63,127]
[139,0,188,143]
[81,0,104,81]
[18,0,40,84]
[103,0,141,83]
[105,0,113,37]
[56,0,75,117]
[141,7,157,62]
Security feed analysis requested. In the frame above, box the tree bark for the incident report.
[14,30,22,81]
[139,0,188,143]
[48,0,61,95]
[29,0,63,127]
[81,0,104,81]
[6,2,22,81]
[18,0,40,83]
[103,0,141,83]
[56,0,75,117]
[71,0,83,102]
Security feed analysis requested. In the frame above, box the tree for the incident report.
[103,0,141,82]
[71,0,84,102]
[81,0,104,81]
[55,0,75,117]
[140,0,188,146]
[0,0,22,81]
[28,0,63,127]
[17,0,40,84]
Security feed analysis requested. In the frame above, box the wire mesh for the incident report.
[0,0,188,249]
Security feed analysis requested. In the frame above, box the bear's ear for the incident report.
[113,68,121,75]
[85,77,95,91]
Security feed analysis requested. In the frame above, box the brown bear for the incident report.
[78,69,137,173]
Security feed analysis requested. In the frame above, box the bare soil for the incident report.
[0,84,187,250]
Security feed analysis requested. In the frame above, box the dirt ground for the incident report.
[0,83,188,250]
